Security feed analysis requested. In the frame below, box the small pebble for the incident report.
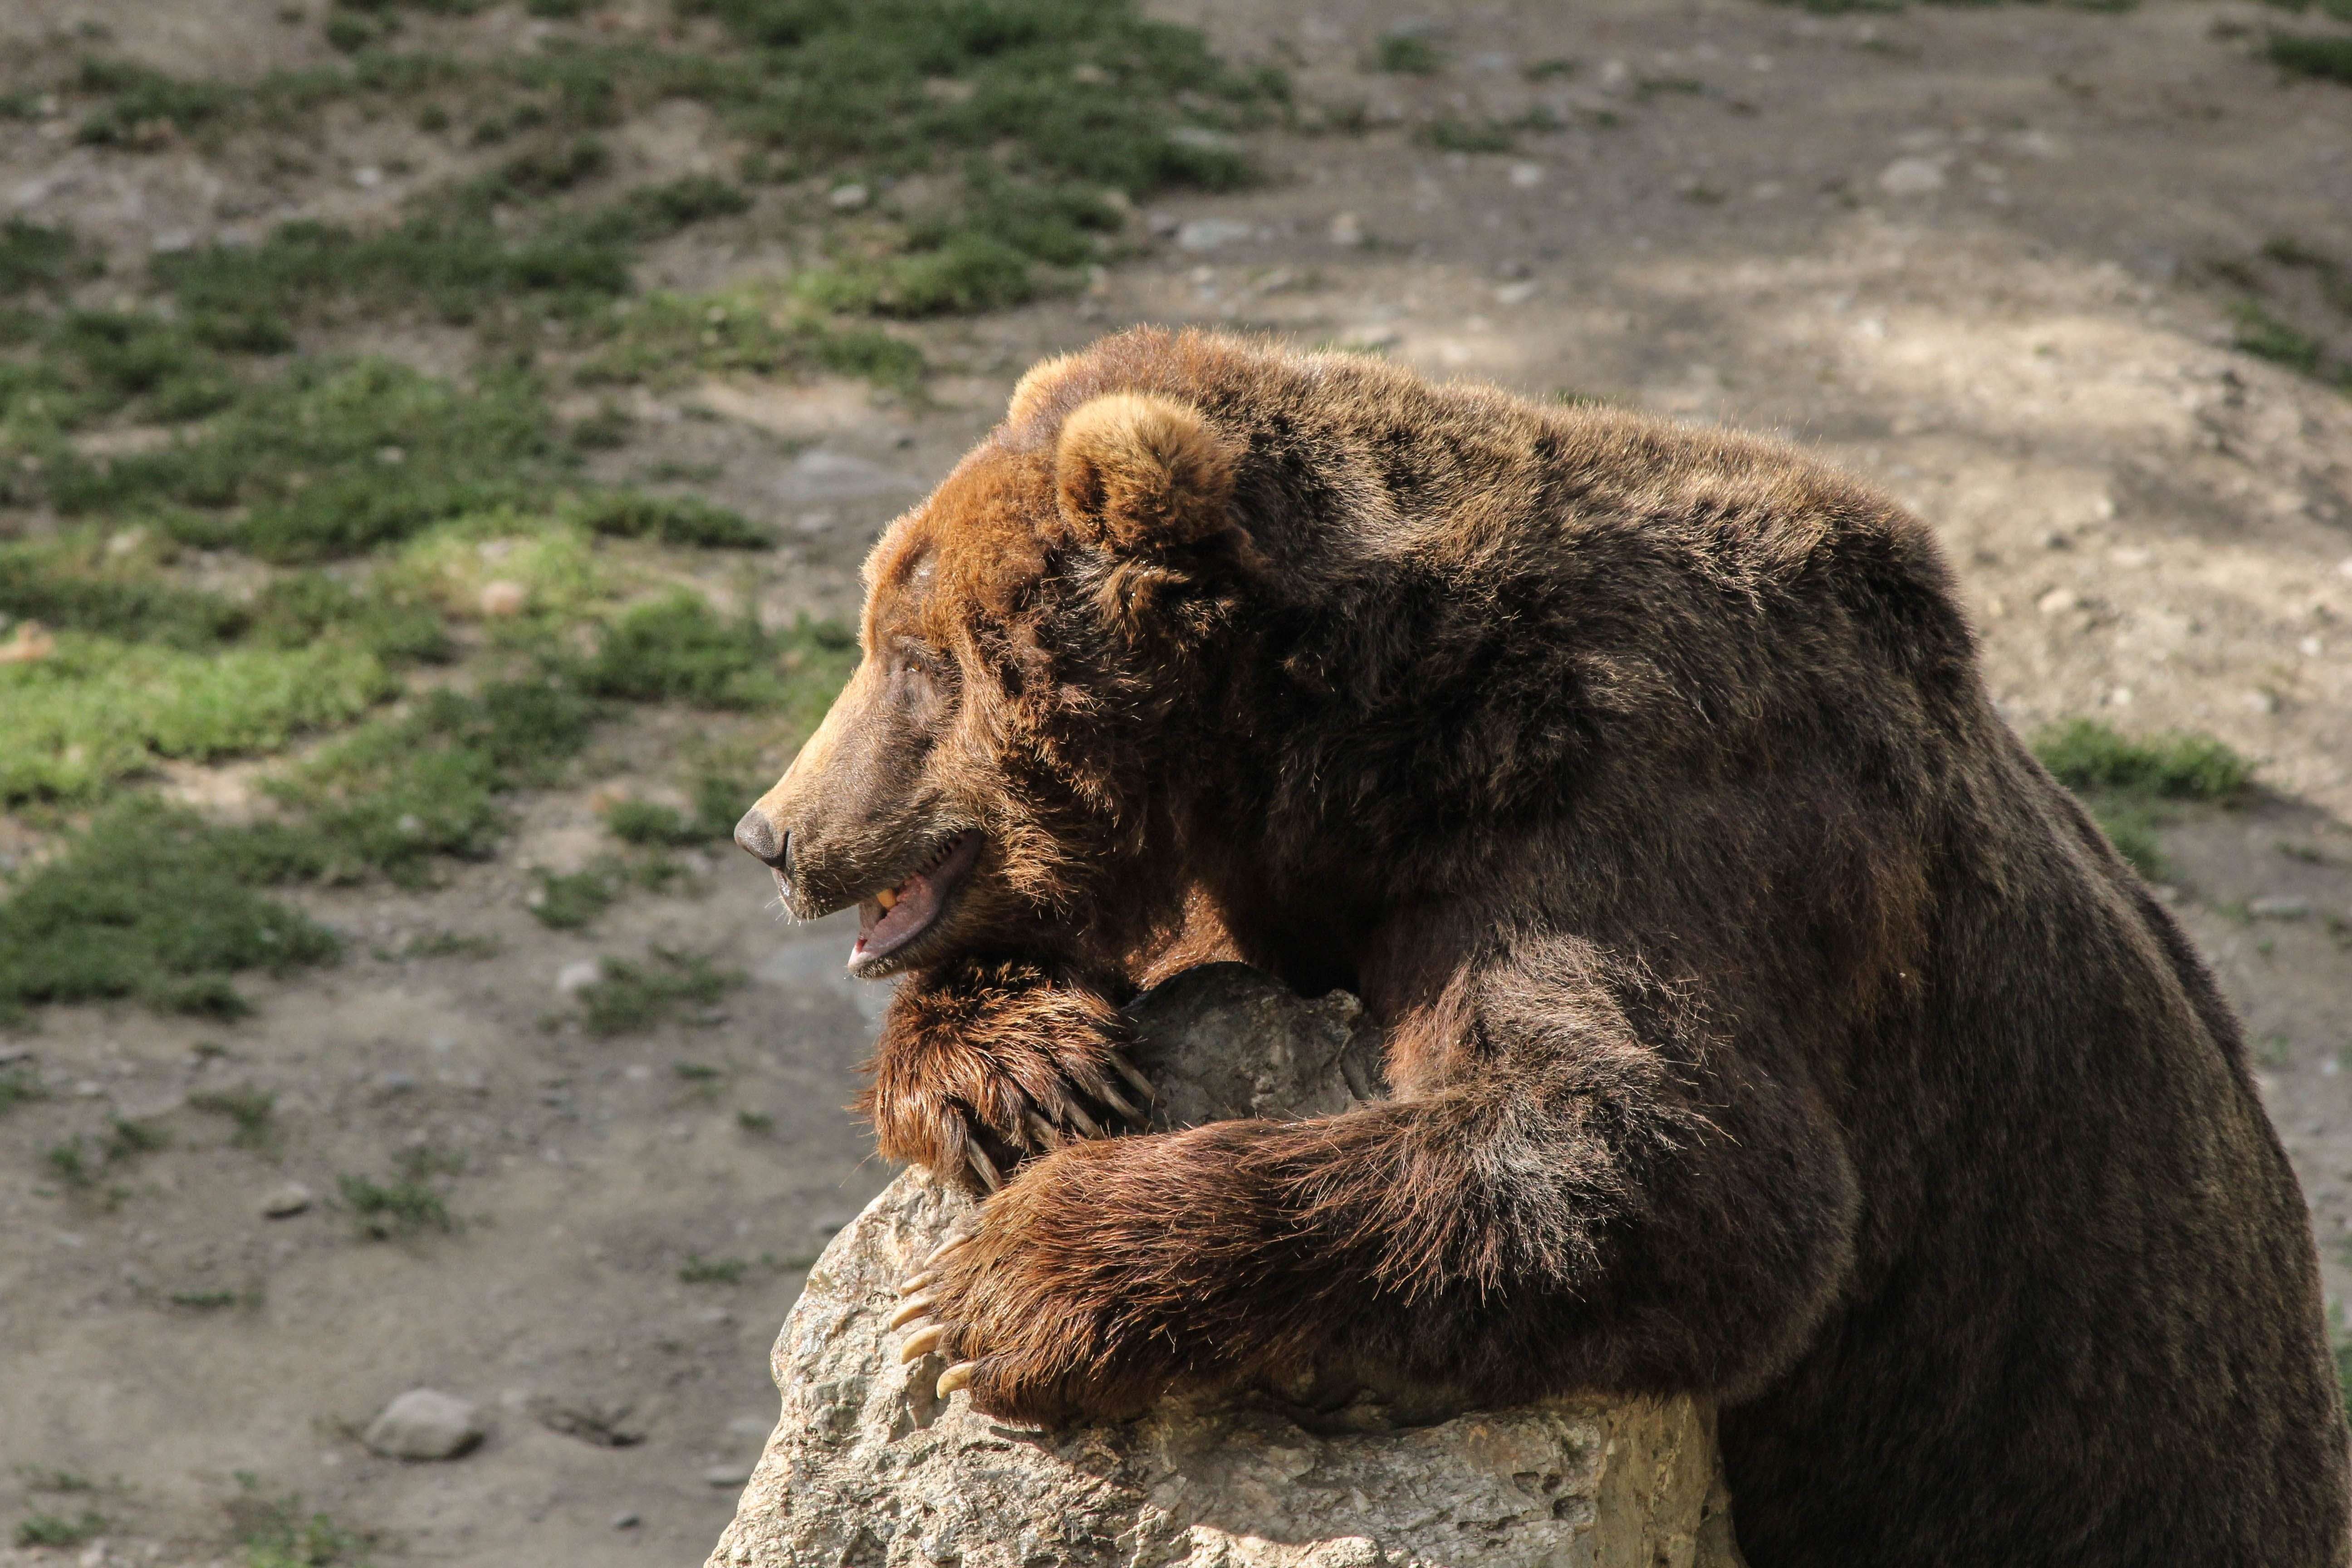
[2248,897,2311,921]
[612,1511,641,1529]
[479,580,527,617]
[260,1182,314,1219]
[705,1464,755,1488]
[1176,217,1254,253]
[827,183,868,210]
[1877,156,1946,196]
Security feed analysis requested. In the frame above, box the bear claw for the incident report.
[1107,1052,1156,1103]
[1024,1110,1067,1150]
[889,1294,936,1329]
[898,1323,946,1362]
[1056,1095,1106,1140]
[967,1146,1003,1191]
[897,1269,937,1296]
[937,1362,976,1396]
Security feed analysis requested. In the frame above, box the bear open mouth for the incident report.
[849,831,983,972]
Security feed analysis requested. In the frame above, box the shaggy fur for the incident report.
[740,328,2349,1566]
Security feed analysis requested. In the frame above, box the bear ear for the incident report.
[1053,392,1237,556]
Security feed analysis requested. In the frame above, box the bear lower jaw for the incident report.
[848,832,984,975]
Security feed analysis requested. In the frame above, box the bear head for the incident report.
[735,373,1256,978]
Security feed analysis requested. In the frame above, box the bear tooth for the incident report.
[876,888,898,910]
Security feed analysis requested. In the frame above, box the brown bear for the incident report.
[732,327,2350,1566]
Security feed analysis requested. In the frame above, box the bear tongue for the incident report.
[852,869,941,962]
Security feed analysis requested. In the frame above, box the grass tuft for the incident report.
[276,678,601,886]
[2034,720,2254,802]
[171,1289,244,1310]
[577,946,744,1035]
[0,633,397,803]
[1372,34,1446,74]
[44,358,564,561]
[609,175,754,238]
[0,1064,48,1114]
[16,1511,108,1548]
[75,59,233,147]
[678,1253,747,1284]
[2269,31,2352,84]
[0,220,101,299]
[2033,720,2253,879]
[576,290,925,390]
[581,593,854,711]
[529,862,622,929]
[104,1115,168,1161]
[0,805,342,1024]
[227,1485,372,1568]
[190,1087,279,1154]
[606,764,765,848]
[44,1139,93,1190]
[338,1147,461,1239]
[572,490,774,549]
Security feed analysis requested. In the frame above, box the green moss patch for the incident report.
[153,217,632,343]
[0,805,342,1024]
[576,290,924,391]
[0,636,395,804]
[581,592,855,713]
[276,678,601,886]
[2034,720,2254,803]
[44,358,562,561]
[0,220,101,300]
[2270,31,2352,83]
[572,490,773,549]
[576,946,744,1035]
[2032,719,2254,878]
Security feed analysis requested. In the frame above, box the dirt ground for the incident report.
[3,1,2351,1563]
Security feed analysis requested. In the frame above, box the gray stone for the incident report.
[363,1389,486,1460]
[1877,156,1947,196]
[707,966,1745,1568]
[259,1182,313,1219]
[1176,217,1256,253]
[2249,896,2313,921]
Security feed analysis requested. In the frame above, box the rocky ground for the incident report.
[2,0,2350,1564]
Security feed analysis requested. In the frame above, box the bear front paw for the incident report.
[859,957,1155,1194]
[887,1194,1172,1426]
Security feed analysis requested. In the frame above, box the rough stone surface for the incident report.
[709,965,1745,1568]
[363,1388,486,1461]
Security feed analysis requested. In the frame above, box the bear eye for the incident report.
[894,638,951,681]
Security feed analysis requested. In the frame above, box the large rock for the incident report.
[709,965,1745,1568]
[362,1388,485,1460]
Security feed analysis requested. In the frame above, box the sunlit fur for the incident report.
[744,328,2349,1568]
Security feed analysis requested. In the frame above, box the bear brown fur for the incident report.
[736,327,2350,1566]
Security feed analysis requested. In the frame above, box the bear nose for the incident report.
[734,808,788,870]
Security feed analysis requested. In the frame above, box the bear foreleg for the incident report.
[891,939,1861,1426]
